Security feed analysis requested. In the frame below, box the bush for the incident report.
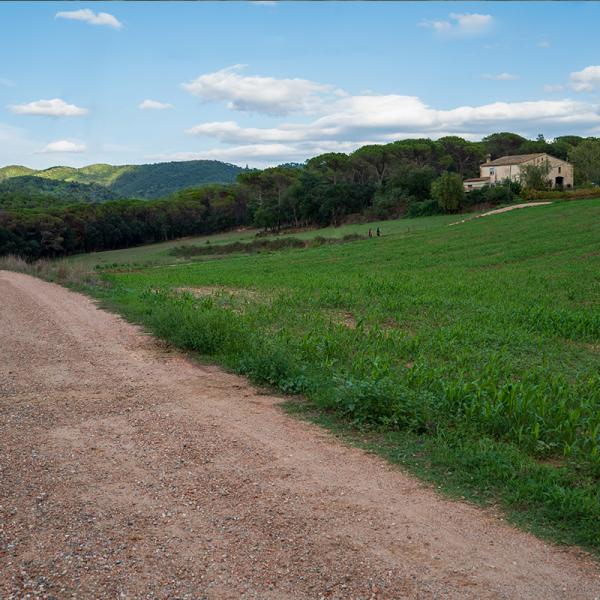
[520,160,552,191]
[406,199,443,218]
[170,234,367,258]
[431,172,465,213]
[464,181,521,207]
[522,187,600,201]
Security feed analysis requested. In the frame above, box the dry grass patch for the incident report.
[0,254,101,287]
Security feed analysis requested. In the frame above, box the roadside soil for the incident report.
[450,202,553,225]
[0,271,598,599]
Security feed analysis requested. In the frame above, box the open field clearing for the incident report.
[71,199,600,552]
[1,270,599,598]
[68,214,459,268]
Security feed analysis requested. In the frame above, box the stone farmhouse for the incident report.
[464,153,574,191]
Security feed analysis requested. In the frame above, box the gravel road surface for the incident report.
[0,271,598,599]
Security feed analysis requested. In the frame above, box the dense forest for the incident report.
[0,159,245,200]
[0,176,119,209]
[2,132,600,260]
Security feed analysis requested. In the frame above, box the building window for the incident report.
[489,167,495,175]
[558,166,562,174]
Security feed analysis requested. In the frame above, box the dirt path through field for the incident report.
[1,271,598,599]
[450,202,553,225]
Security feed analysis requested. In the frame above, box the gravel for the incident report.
[1,271,598,599]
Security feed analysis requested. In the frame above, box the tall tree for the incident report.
[438,136,486,177]
[482,132,528,158]
[306,153,349,185]
[569,138,600,185]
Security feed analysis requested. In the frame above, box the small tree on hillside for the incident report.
[519,159,551,190]
[431,172,465,213]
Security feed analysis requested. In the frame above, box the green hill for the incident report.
[0,176,119,209]
[0,165,37,180]
[0,160,245,200]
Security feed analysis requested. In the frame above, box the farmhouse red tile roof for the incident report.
[482,153,545,167]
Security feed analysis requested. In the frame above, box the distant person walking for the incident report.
[376,227,381,237]
[368,228,373,238]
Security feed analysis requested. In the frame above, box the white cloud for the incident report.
[186,121,307,143]
[179,67,600,167]
[182,65,333,115]
[570,66,600,92]
[543,84,565,93]
[537,41,551,49]
[188,96,600,147]
[251,1,278,5]
[139,99,174,110]
[481,73,519,81]
[55,9,123,29]
[420,13,493,36]
[8,98,88,117]
[40,140,86,153]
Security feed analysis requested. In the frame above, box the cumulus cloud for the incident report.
[139,99,174,110]
[179,67,600,167]
[55,9,123,29]
[8,98,88,117]
[187,96,600,147]
[40,140,86,153]
[481,73,519,81]
[570,66,600,92]
[420,13,493,36]
[182,65,333,115]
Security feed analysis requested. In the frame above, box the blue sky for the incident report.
[2,1,600,168]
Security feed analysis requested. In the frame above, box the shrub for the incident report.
[431,172,465,213]
[170,234,367,258]
[520,160,552,191]
[406,199,443,218]
[522,187,600,201]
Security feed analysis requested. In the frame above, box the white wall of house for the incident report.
[480,154,573,188]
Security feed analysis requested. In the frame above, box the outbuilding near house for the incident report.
[464,153,573,191]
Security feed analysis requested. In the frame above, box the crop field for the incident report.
[85,201,600,550]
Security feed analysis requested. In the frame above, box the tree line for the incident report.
[2,132,600,259]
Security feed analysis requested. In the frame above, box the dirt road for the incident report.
[449,202,553,225]
[1,271,598,599]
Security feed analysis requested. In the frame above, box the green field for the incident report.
[69,214,458,268]
[80,201,600,551]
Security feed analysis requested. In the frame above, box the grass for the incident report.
[68,214,459,268]
[11,201,600,553]
[0,254,101,287]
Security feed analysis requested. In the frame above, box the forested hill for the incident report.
[0,160,245,200]
[0,176,119,209]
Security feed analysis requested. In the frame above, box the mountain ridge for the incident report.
[0,159,245,200]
